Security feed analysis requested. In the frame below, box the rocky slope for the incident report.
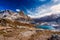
[0,10,35,28]
[0,10,60,40]
[0,26,60,40]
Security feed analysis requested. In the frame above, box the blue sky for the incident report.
[27,0,60,18]
[0,0,60,18]
[0,0,50,10]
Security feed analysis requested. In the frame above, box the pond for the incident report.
[36,25,55,30]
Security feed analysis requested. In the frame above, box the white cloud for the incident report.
[51,4,60,13]
[27,0,60,18]
[16,9,20,12]
[51,0,59,4]
[52,0,58,3]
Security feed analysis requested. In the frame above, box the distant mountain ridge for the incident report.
[33,13,60,22]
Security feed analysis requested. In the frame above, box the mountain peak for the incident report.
[18,11,25,16]
[0,10,35,29]
[0,10,33,21]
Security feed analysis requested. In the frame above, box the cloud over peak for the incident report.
[27,0,60,18]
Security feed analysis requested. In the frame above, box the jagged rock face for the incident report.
[0,10,35,29]
[18,11,32,21]
[19,11,25,16]
[0,10,32,21]
[0,10,15,18]
[0,10,60,40]
[0,18,35,28]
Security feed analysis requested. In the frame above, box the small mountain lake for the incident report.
[36,25,55,30]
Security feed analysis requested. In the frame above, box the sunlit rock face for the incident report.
[0,10,35,28]
[0,10,32,21]
[0,10,60,40]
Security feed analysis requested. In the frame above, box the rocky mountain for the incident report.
[0,10,32,21]
[33,13,60,22]
[0,10,35,28]
[0,10,60,40]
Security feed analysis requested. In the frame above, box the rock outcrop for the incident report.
[0,10,35,29]
[0,10,60,40]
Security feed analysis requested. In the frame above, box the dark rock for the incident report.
[48,34,60,40]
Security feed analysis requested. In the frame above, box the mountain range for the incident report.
[0,10,35,29]
[33,13,60,22]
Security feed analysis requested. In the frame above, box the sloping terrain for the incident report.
[0,26,60,40]
[0,10,60,40]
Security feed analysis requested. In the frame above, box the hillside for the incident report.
[0,10,60,40]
